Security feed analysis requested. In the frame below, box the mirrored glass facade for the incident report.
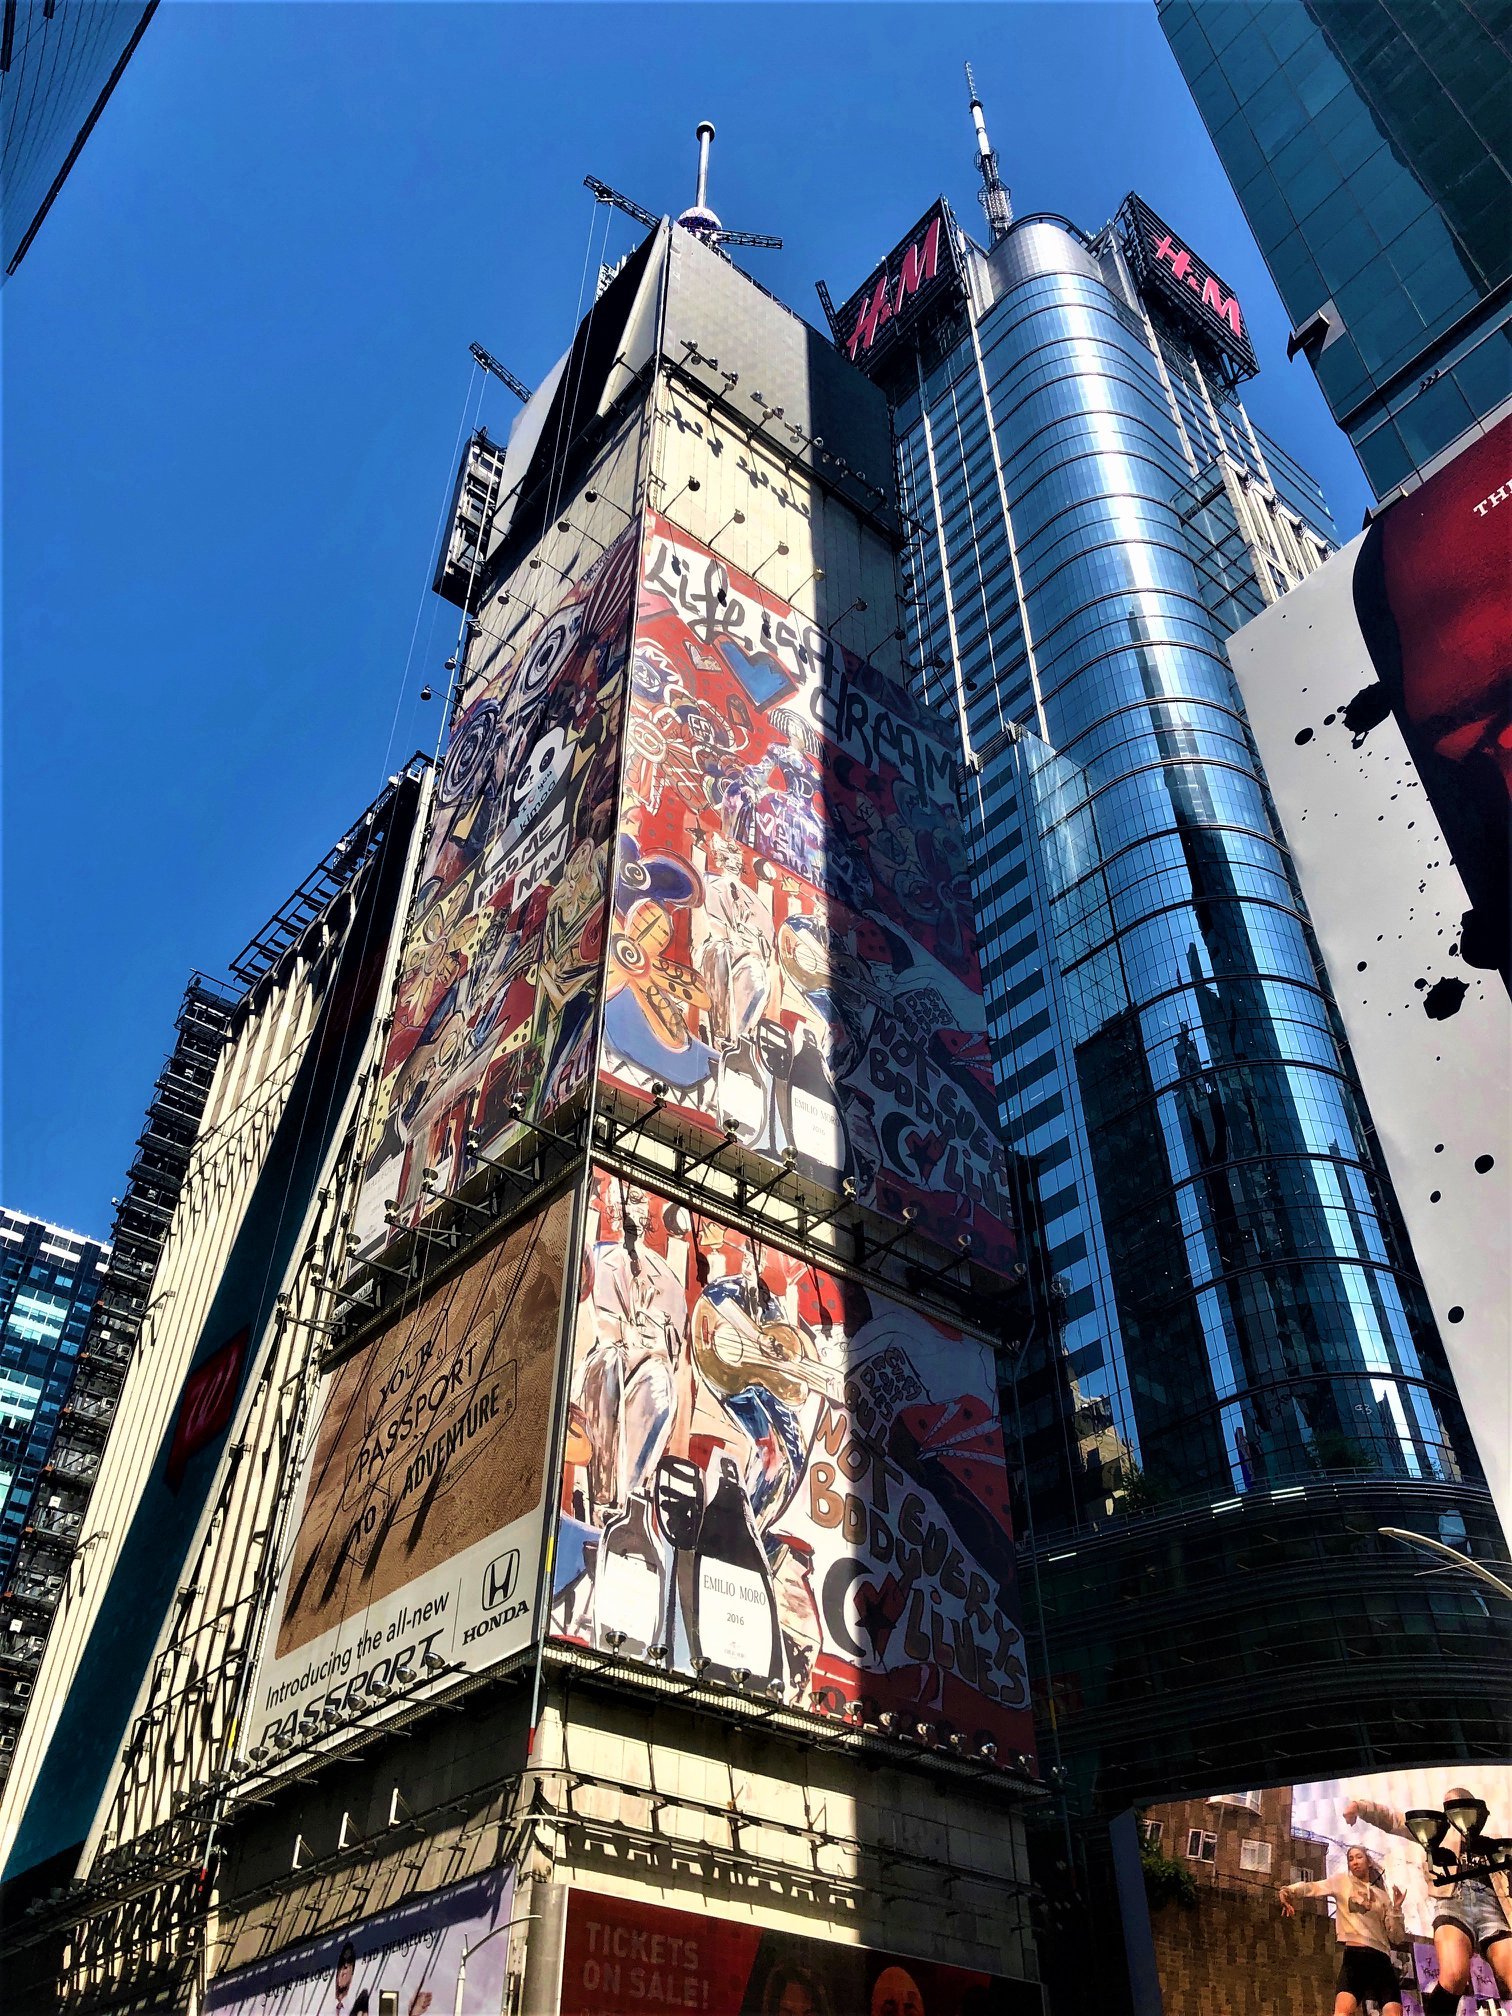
[0,0,158,278]
[0,1211,108,1588]
[1159,0,1512,496]
[844,193,1508,1802]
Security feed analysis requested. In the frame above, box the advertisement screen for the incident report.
[1353,413,1510,990]
[550,1168,1033,1756]
[352,523,638,1261]
[247,1196,570,1752]
[608,511,1013,1275]
[559,1888,1039,2016]
[1132,1765,1512,2016]
[206,1867,516,2015]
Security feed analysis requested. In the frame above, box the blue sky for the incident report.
[4,1,1373,1241]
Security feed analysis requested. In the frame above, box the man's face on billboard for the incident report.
[870,1967,924,2016]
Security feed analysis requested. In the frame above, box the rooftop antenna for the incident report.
[966,61,1013,242]
[585,120,783,258]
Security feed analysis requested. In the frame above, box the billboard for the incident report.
[1130,1765,1512,2016]
[1353,414,1510,990]
[831,199,964,370]
[609,511,1014,1274]
[1226,504,1510,1528]
[247,1196,570,1753]
[1117,192,1258,380]
[206,1867,516,2015]
[352,521,639,1261]
[558,1888,1040,2016]
[550,1169,1033,1756]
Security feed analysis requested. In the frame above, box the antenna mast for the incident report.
[965,61,1013,242]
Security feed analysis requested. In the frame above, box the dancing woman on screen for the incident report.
[1280,1845,1406,2016]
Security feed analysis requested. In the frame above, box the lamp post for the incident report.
[452,1911,537,2016]
[1378,1526,1512,1601]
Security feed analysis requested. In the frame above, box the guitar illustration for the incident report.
[690,1293,842,1407]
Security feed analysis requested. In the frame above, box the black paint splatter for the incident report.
[1342,682,1391,746]
[1423,977,1468,1021]
[1475,1154,1495,1174]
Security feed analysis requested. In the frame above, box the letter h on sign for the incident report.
[846,215,943,361]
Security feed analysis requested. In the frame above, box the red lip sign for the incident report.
[165,1327,249,1487]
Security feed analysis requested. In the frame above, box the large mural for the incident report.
[351,524,638,1261]
[608,512,1015,1273]
[551,1169,1034,1756]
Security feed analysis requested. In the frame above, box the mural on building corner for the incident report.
[551,1168,1035,1757]
[351,524,638,1261]
[606,511,1015,1273]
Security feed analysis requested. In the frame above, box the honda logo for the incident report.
[483,1550,520,1609]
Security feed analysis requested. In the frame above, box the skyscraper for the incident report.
[831,84,1509,1823]
[2,141,1045,2016]
[1157,0,1512,497]
[0,0,158,279]
[0,1213,108,1590]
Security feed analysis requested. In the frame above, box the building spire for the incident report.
[965,61,1013,242]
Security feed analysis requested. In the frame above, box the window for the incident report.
[1240,1839,1273,1873]
[1186,1829,1218,1862]
[1291,1864,1315,1887]
[1139,1818,1164,1849]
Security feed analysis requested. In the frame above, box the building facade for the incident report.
[1158,0,1512,498]
[832,154,1509,1820]
[0,1213,109,1591]
[0,0,158,278]
[2,188,1045,2015]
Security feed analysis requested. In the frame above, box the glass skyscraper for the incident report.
[836,162,1508,1808]
[0,0,159,278]
[0,1211,108,1589]
[1158,0,1512,497]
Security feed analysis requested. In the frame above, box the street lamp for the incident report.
[452,1912,537,2016]
[1378,1526,1512,1601]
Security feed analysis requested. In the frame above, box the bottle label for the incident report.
[790,1086,843,1171]
[698,1560,772,1668]
[596,1551,662,1648]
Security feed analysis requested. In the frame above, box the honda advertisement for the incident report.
[246,1196,570,1755]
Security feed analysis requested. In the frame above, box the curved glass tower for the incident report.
[842,188,1508,1803]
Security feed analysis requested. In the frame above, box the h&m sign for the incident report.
[833,199,962,370]
[1120,192,1258,380]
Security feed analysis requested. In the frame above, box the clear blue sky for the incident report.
[4,0,1373,1242]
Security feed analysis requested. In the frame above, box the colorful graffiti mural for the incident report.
[551,1169,1034,1756]
[607,513,1014,1272]
[352,526,638,1259]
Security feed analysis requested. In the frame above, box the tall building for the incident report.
[830,84,1509,1834]
[1157,0,1512,498]
[1,144,1045,2016]
[0,1214,108,1590]
[0,0,158,279]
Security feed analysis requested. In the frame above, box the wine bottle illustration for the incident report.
[653,1454,704,1666]
[719,1036,769,1148]
[693,1455,784,1689]
[591,1491,667,1660]
[785,1025,850,1190]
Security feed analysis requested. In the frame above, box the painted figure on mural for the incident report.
[577,1182,688,1521]
[689,1241,826,1529]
